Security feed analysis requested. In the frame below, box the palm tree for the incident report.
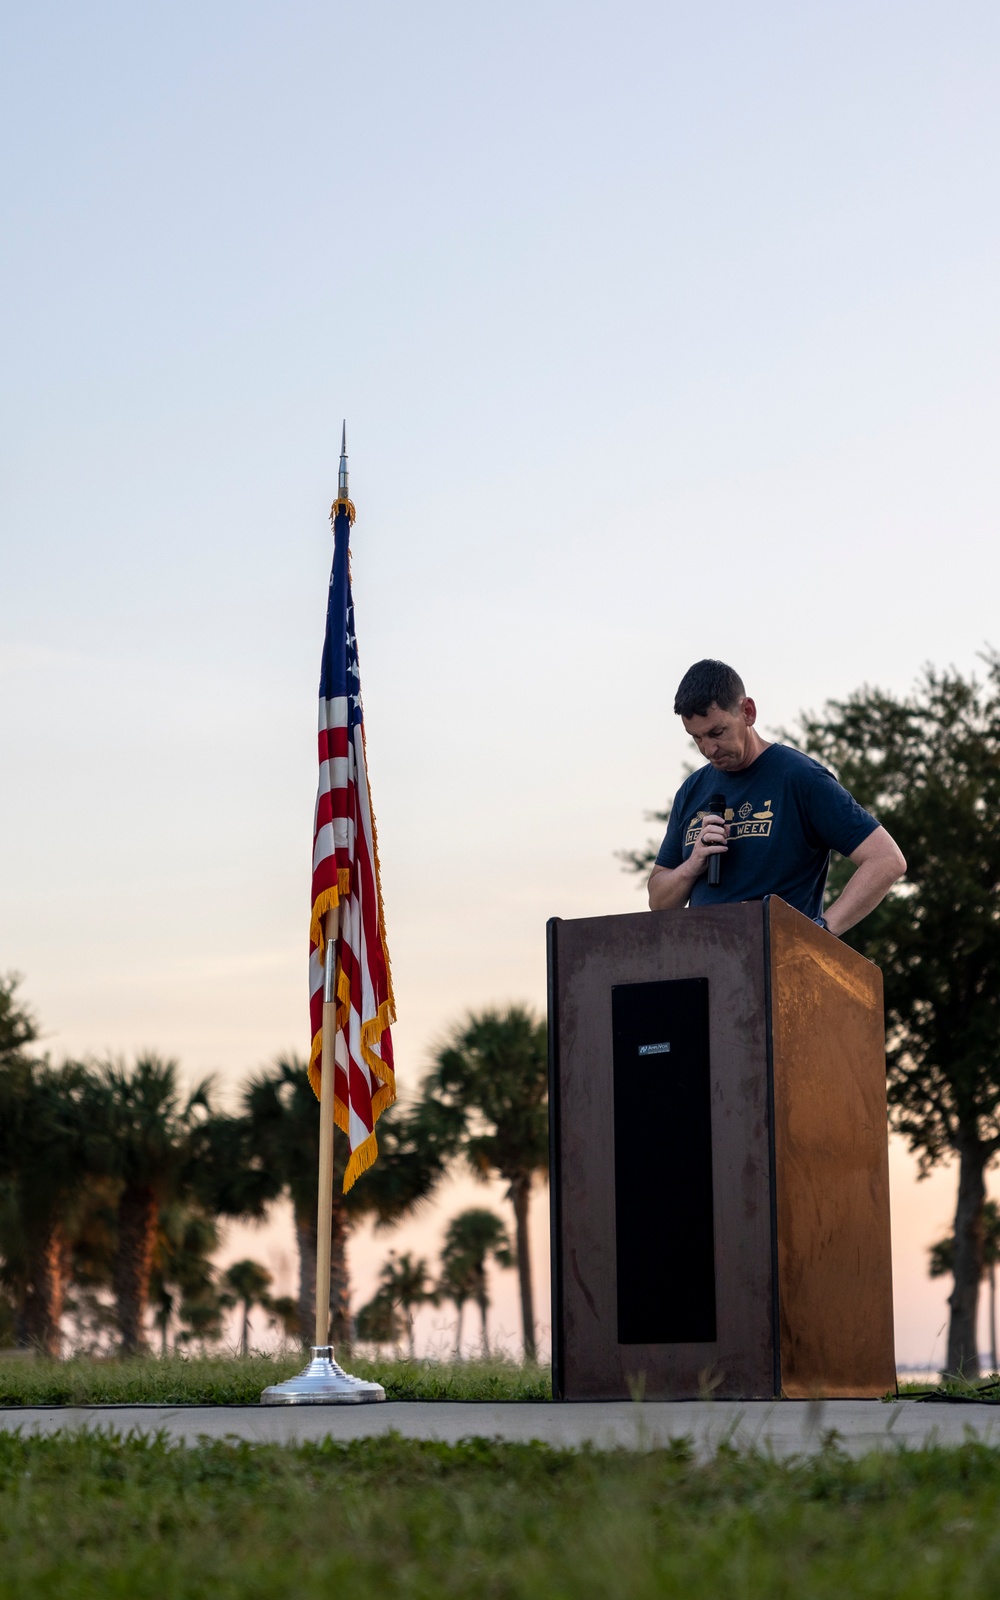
[148,1200,220,1356]
[239,1057,346,1347]
[0,1048,100,1356]
[0,978,72,1354]
[437,1253,473,1360]
[266,1295,301,1345]
[61,1172,120,1355]
[439,1209,512,1357]
[930,1200,1000,1375]
[987,1204,1000,1375]
[91,1055,212,1354]
[375,1250,434,1360]
[355,1285,403,1356]
[177,1287,226,1352]
[239,1056,460,1348]
[222,1258,274,1357]
[426,1006,548,1360]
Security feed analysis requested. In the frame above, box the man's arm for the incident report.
[823,825,906,936]
[647,813,728,911]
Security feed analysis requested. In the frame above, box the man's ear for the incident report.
[742,697,757,727]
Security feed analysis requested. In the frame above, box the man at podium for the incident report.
[647,659,906,936]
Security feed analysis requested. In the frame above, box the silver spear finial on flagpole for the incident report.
[338,420,349,499]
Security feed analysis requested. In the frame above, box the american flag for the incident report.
[308,488,396,1192]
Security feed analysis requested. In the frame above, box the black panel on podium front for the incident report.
[612,978,717,1343]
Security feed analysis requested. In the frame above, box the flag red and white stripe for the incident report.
[308,498,395,1190]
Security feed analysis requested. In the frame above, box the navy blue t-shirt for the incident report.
[654,744,878,919]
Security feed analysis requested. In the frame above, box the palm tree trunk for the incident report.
[510,1174,536,1361]
[295,1207,317,1347]
[946,1141,986,1379]
[330,1197,351,1351]
[20,1220,66,1357]
[240,1303,250,1358]
[159,1298,171,1357]
[407,1309,415,1361]
[990,1263,997,1376]
[454,1301,464,1360]
[114,1183,159,1354]
[478,1292,489,1357]
[294,1199,350,1350]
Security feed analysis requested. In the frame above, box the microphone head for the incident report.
[707,792,726,815]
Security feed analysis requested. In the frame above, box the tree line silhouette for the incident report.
[0,981,547,1361]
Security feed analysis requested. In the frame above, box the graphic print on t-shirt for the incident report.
[655,744,879,920]
[684,799,775,847]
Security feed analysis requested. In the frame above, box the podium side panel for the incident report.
[551,904,775,1400]
[768,898,895,1398]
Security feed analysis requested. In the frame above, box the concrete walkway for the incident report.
[1,1399,998,1459]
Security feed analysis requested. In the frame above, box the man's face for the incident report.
[681,699,757,771]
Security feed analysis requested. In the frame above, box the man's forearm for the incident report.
[647,862,699,911]
[825,856,903,936]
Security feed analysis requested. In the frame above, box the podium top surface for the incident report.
[548,895,880,981]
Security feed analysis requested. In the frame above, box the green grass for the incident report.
[0,1353,552,1407]
[1,1431,999,1597]
[899,1375,1000,1404]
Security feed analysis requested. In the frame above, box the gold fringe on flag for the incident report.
[307,723,397,1192]
[309,869,352,962]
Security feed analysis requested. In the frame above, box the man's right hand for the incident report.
[647,811,729,911]
[690,811,729,876]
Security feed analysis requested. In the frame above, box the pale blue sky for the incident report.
[2,0,998,1360]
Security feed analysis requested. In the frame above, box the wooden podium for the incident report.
[547,896,894,1400]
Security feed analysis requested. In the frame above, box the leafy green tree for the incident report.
[90,1055,213,1354]
[623,659,1000,1381]
[929,1199,1000,1375]
[222,1258,274,1357]
[438,1208,512,1357]
[0,974,38,1062]
[426,1006,548,1360]
[793,660,1000,1378]
[373,1250,435,1360]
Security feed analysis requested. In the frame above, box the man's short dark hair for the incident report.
[674,659,746,719]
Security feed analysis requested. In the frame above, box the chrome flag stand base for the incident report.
[260,1347,386,1406]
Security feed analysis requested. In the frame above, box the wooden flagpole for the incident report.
[314,903,339,1348]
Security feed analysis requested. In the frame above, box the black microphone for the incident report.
[706,792,726,887]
